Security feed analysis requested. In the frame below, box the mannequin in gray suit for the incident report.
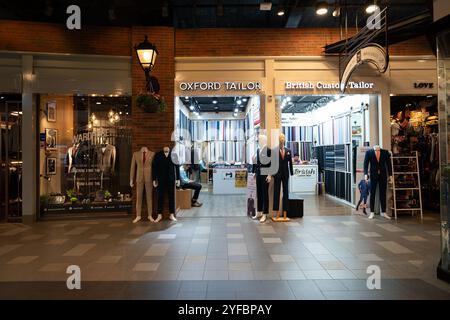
[130,147,155,223]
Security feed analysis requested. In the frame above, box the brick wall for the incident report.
[175,28,433,56]
[0,20,131,56]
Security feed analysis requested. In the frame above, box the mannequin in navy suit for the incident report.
[273,133,294,216]
[364,145,393,220]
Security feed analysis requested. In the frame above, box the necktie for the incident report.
[143,152,146,164]
[376,149,381,162]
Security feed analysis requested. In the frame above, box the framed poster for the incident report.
[45,128,58,150]
[46,157,57,175]
[47,102,56,122]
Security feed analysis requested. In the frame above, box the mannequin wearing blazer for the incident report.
[130,147,155,223]
[273,138,294,213]
[364,146,392,219]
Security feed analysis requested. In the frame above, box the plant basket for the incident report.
[136,93,166,113]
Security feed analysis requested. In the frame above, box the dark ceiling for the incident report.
[180,96,250,113]
[0,0,432,28]
[280,95,339,113]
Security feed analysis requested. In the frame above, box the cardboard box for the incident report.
[201,172,208,184]
[176,189,193,210]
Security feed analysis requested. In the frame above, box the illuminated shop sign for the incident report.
[285,81,375,90]
[179,82,262,92]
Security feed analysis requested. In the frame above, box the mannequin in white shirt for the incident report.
[254,134,272,223]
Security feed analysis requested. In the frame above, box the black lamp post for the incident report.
[135,35,158,93]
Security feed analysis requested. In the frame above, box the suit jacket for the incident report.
[96,144,116,173]
[273,147,294,178]
[152,149,181,184]
[364,148,392,181]
[130,149,154,183]
[252,146,272,176]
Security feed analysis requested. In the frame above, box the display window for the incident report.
[38,95,133,218]
[390,95,439,211]
[0,94,22,222]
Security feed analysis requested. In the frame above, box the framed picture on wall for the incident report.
[47,102,56,122]
[46,157,57,175]
[45,128,58,150]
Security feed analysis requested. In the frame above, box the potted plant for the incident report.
[136,92,166,113]
[104,190,112,202]
[66,189,79,204]
[136,76,166,113]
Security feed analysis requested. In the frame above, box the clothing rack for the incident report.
[391,151,423,220]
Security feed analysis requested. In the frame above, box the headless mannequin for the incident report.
[364,145,392,220]
[130,146,155,223]
[272,133,293,221]
[254,134,272,223]
[153,147,181,223]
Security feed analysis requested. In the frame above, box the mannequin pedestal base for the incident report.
[272,211,290,222]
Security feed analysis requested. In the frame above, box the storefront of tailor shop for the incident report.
[174,54,437,216]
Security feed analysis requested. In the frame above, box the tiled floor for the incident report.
[0,194,449,300]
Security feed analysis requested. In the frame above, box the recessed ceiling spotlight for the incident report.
[190,105,195,111]
[234,108,239,113]
[316,1,328,15]
[286,97,292,102]
[237,100,242,105]
[96,102,102,105]
[277,8,285,16]
[365,1,380,14]
[242,98,248,102]
[212,99,218,104]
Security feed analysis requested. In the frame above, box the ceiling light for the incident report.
[332,6,340,17]
[212,99,218,104]
[190,105,195,111]
[242,98,248,102]
[365,1,380,14]
[277,8,285,16]
[96,102,102,105]
[260,2,272,11]
[316,2,328,15]
[237,100,242,105]
[286,97,292,102]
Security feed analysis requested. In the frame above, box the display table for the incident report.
[213,166,248,195]
[290,164,318,194]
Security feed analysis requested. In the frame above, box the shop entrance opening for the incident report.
[174,95,261,218]
[279,94,376,215]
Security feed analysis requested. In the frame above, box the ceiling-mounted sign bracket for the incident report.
[339,44,389,93]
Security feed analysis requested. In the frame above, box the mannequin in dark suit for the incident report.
[364,146,392,220]
[152,147,181,222]
[273,133,294,215]
[252,134,272,223]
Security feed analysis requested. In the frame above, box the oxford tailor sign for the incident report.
[179,81,262,92]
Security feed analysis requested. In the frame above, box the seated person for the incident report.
[293,154,302,165]
[179,164,203,207]
[199,159,207,172]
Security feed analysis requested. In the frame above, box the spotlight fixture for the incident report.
[242,98,248,102]
[236,99,242,105]
[365,1,379,14]
[286,97,292,102]
[316,1,328,15]
[332,6,340,17]
[234,108,239,113]
[190,105,195,111]
[212,99,218,104]
[260,2,272,11]
[277,8,285,16]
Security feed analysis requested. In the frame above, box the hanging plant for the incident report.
[136,76,166,113]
